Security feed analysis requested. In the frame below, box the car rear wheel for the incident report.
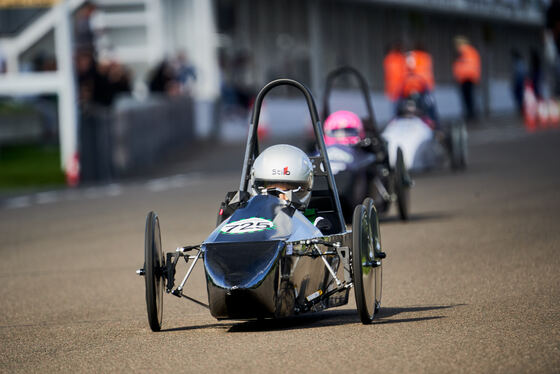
[395,147,410,220]
[450,120,468,170]
[145,211,164,331]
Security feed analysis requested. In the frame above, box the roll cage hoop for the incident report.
[239,78,346,233]
[322,66,381,139]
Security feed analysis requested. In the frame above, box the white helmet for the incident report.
[251,144,314,208]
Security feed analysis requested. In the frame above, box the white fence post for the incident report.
[191,0,220,138]
[0,0,84,184]
[54,1,78,175]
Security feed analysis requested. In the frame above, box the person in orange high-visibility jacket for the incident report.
[383,43,407,102]
[453,36,481,121]
[401,72,429,98]
[399,48,440,128]
[408,47,435,91]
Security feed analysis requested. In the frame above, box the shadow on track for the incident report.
[161,323,234,333]
[160,304,464,333]
[375,304,464,320]
[228,304,464,332]
[380,211,452,224]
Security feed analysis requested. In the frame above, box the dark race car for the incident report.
[137,79,386,331]
[319,66,412,221]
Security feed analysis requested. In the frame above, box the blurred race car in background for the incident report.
[383,91,468,172]
[318,66,411,221]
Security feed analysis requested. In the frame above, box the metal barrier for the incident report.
[80,95,194,182]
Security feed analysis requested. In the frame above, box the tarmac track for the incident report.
[0,124,559,373]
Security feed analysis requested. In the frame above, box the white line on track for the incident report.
[1,173,203,210]
[145,173,202,192]
[3,196,32,209]
[468,125,529,146]
[35,191,59,204]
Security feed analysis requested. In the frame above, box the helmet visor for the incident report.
[254,180,303,192]
[325,127,360,139]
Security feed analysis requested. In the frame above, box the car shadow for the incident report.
[161,322,234,333]
[227,304,463,332]
[380,211,452,224]
[158,303,464,333]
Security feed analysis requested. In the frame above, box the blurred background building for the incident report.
[215,0,544,120]
[0,0,551,184]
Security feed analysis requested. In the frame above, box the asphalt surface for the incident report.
[0,123,559,373]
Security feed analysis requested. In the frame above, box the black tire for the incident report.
[458,120,468,169]
[395,147,410,221]
[145,211,164,331]
[362,198,383,315]
[343,172,368,224]
[352,204,376,324]
[450,120,468,171]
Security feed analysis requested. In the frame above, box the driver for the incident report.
[251,144,313,209]
[398,51,441,130]
[324,110,365,146]
[251,144,332,232]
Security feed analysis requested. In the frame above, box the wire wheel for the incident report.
[144,211,164,331]
[352,204,377,324]
[395,147,410,220]
[363,198,382,314]
[450,120,468,170]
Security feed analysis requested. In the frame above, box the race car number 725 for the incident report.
[220,217,275,234]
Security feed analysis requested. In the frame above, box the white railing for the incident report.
[91,0,164,66]
[0,0,166,180]
[0,0,85,179]
[0,0,220,179]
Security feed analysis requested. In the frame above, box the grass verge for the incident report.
[0,144,65,189]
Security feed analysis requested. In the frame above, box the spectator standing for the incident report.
[149,59,181,96]
[0,47,6,73]
[231,49,256,110]
[511,49,527,115]
[408,43,435,92]
[76,50,131,107]
[174,51,197,94]
[383,42,406,102]
[74,1,97,54]
[401,47,440,128]
[546,0,560,97]
[453,36,481,122]
[530,49,543,100]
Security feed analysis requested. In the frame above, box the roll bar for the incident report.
[239,78,345,230]
[321,66,379,137]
